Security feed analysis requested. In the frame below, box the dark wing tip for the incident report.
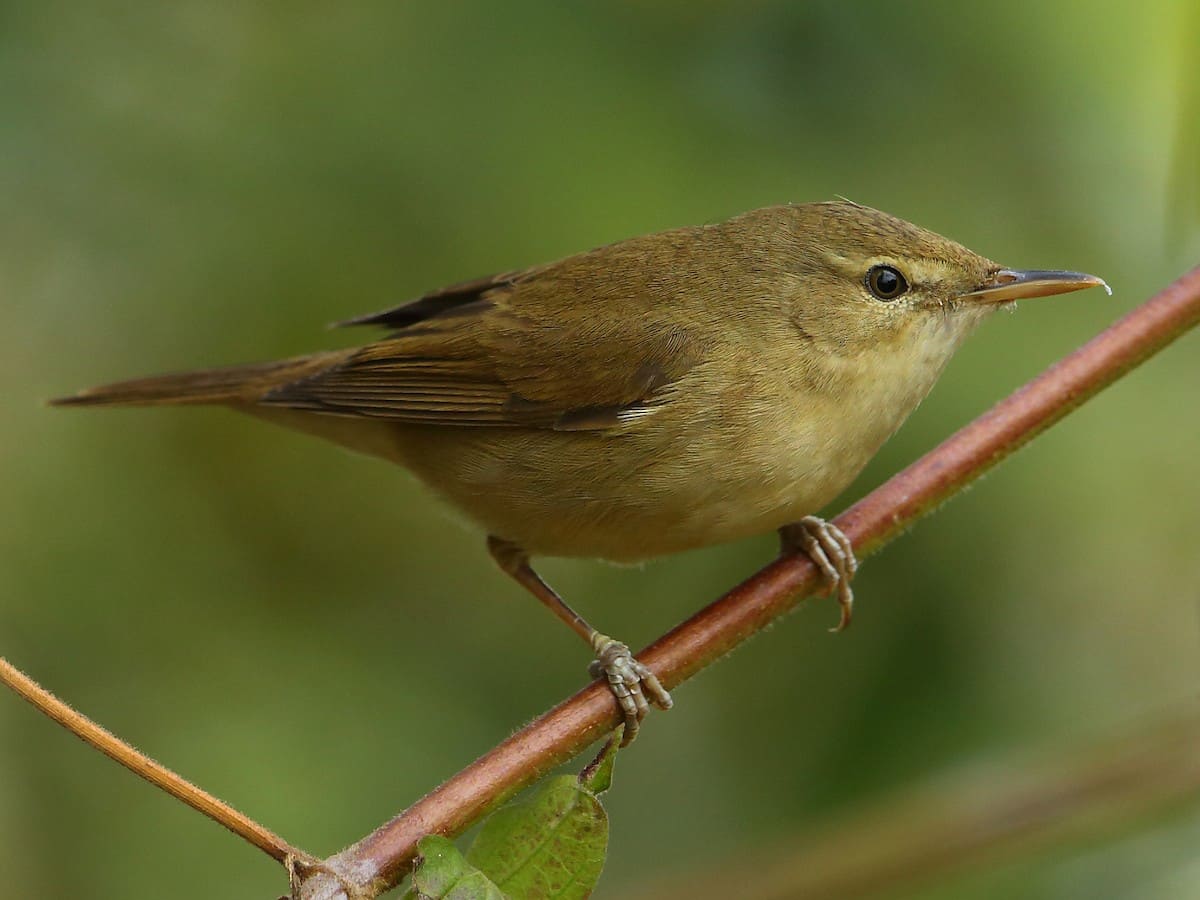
[329,309,397,329]
[47,392,86,407]
[332,271,518,331]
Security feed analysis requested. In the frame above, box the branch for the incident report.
[0,656,313,869]
[632,709,1200,899]
[299,264,1200,899]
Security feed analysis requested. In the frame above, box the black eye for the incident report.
[866,265,908,301]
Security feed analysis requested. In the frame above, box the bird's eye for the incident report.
[866,265,908,301]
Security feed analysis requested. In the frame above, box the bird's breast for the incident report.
[384,364,920,562]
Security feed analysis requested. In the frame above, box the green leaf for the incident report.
[465,737,619,899]
[405,835,507,900]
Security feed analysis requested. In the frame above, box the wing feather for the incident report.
[263,232,713,430]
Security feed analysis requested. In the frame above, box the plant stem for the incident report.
[0,656,311,867]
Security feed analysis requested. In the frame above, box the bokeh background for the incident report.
[2,2,1199,897]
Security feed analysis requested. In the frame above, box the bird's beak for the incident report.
[959,269,1111,304]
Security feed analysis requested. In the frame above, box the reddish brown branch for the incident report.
[299,265,1200,899]
[0,656,311,867]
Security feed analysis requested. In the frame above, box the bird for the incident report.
[53,200,1109,742]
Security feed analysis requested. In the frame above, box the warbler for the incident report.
[54,201,1108,741]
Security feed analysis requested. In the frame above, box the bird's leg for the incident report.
[487,536,672,744]
[778,516,858,632]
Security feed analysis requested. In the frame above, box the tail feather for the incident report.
[50,353,342,408]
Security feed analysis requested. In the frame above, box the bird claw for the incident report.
[780,516,857,632]
[589,633,672,745]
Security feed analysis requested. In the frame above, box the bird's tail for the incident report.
[49,352,342,408]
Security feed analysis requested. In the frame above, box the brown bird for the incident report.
[54,201,1108,742]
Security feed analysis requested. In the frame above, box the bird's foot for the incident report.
[779,516,858,632]
[588,633,672,745]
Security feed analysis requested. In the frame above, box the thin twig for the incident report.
[298,265,1200,899]
[631,710,1200,900]
[0,656,311,867]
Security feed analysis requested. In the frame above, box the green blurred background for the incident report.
[3,2,1199,897]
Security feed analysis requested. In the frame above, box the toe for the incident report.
[588,637,670,743]
[645,676,673,710]
[618,705,641,744]
[619,713,640,745]
[630,682,650,718]
[828,581,854,633]
[804,538,839,585]
[831,527,858,576]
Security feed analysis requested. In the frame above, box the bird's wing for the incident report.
[262,263,704,432]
